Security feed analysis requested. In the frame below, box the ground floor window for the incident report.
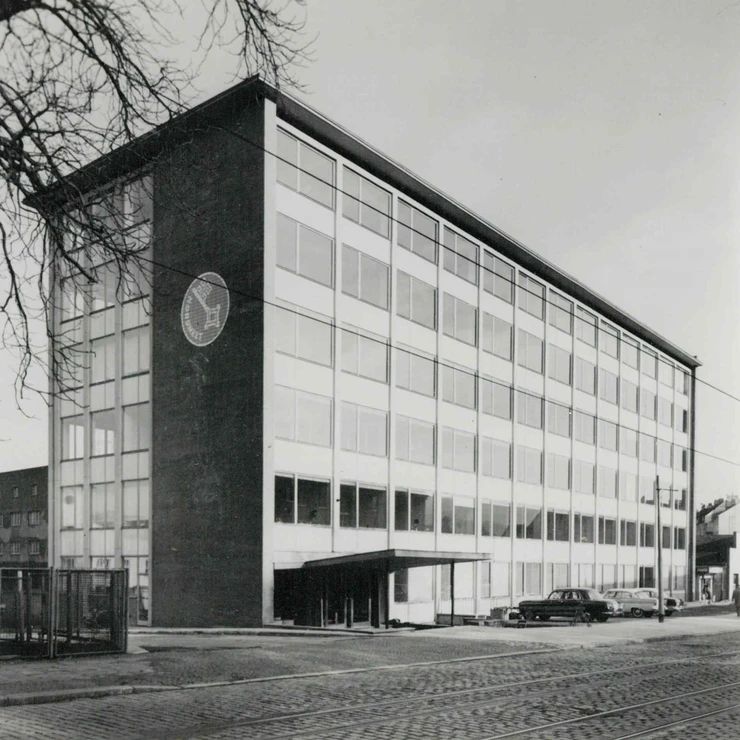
[394,569,408,603]
[620,565,637,588]
[575,563,594,589]
[546,563,569,592]
[639,566,655,588]
[515,562,542,596]
[274,475,331,525]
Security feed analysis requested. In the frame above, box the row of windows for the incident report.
[274,475,688,543]
[0,540,42,556]
[0,484,39,498]
[275,305,690,435]
[276,132,690,393]
[60,403,150,460]
[60,480,149,530]
[1,511,44,527]
[273,384,689,479]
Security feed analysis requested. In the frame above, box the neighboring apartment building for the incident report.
[0,466,48,568]
[696,497,739,601]
[42,77,698,627]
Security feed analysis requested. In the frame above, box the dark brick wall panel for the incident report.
[151,95,266,627]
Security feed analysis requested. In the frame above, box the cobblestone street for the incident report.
[2,620,740,739]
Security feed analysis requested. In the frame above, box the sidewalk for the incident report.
[0,605,738,708]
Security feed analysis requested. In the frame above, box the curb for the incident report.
[129,628,379,638]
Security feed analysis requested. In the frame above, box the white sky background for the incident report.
[1,0,739,505]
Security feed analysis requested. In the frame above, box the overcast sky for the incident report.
[2,0,738,505]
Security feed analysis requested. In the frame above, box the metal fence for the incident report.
[0,568,128,658]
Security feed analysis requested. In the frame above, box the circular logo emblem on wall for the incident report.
[181,272,230,347]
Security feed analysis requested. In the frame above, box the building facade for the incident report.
[47,78,698,627]
[0,466,48,568]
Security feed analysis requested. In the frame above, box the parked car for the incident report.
[602,588,659,618]
[641,589,684,616]
[518,588,622,622]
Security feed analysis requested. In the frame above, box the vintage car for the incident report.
[602,588,659,618]
[641,589,685,616]
[518,588,622,622]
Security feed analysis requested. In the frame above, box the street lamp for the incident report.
[655,476,678,624]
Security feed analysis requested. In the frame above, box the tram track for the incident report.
[151,647,740,740]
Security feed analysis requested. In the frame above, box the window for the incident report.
[122,479,150,528]
[574,411,595,445]
[341,403,388,457]
[574,460,595,495]
[394,490,434,531]
[640,476,655,504]
[340,482,387,529]
[640,434,655,463]
[277,130,334,208]
[548,344,572,385]
[518,274,545,319]
[90,335,116,383]
[620,520,637,547]
[547,402,571,438]
[675,488,687,511]
[29,541,40,556]
[517,330,543,374]
[621,379,638,413]
[678,369,690,395]
[443,228,478,284]
[576,308,597,346]
[395,416,435,465]
[517,391,543,429]
[342,245,389,310]
[547,511,570,541]
[658,397,673,427]
[661,525,671,549]
[394,569,408,603]
[441,496,475,535]
[480,378,513,420]
[574,513,594,543]
[480,437,511,479]
[343,168,391,237]
[620,472,637,502]
[639,566,655,588]
[441,427,476,473]
[623,337,639,369]
[516,506,542,539]
[12,486,19,499]
[396,271,436,330]
[480,501,511,537]
[547,454,571,490]
[396,346,435,397]
[598,419,618,452]
[482,252,514,303]
[443,293,477,345]
[10,512,21,527]
[123,403,150,452]
[575,357,596,395]
[640,389,656,420]
[674,446,687,472]
[640,523,655,547]
[657,439,672,468]
[576,563,595,588]
[60,275,85,322]
[549,293,573,334]
[90,483,115,528]
[274,386,333,447]
[599,369,618,404]
[342,328,388,383]
[673,566,687,591]
[91,409,116,456]
[277,214,334,287]
[398,201,437,263]
[621,427,638,457]
[674,527,686,550]
[61,415,84,460]
[659,360,674,388]
[123,326,150,376]
[675,407,688,433]
[516,562,542,596]
[601,324,619,358]
[274,475,332,526]
[61,486,83,529]
[517,446,543,485]
[598,466,617,499]
[9,542,20,556]
[275,304,333,367]
[31,484,38,497]
[598,516,617,545]
[642,348,657,378]
[481,312,513,360]
[442,364,476,409]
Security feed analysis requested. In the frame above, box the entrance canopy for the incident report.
[300,549,488,573]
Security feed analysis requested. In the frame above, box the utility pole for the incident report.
[655,476,680,624]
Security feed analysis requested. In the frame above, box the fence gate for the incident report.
[0,568,128,658]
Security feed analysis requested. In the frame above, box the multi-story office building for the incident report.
[0,466,48,568]
[45,77,698,627]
